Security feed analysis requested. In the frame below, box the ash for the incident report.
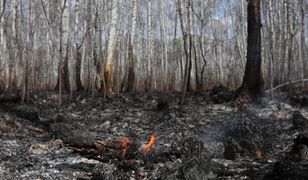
[1,92,308,179]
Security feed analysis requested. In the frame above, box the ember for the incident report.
[121,137,130,160]
[256,149,262,159]
[145,132,155,156]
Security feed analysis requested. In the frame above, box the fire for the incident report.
[121,137,130,160]
[255,149,262,159]
[145,132,155,156]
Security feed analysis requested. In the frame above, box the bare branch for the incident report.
[265,79,308,92]
[0,0,6,20]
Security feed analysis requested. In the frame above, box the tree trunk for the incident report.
[127,0,137,92]
[75,0,83,92]
[177,0,192,106]
[104,0,118,97]
[94,9,103,93]
[146,0,154,90]
[239,0,263,100]
[0,0,6,92]
[56,0,70,106]
[158,0,168,90]
[22,0,34,103]
[56,0,70,93]
[268,0,275,98]
[14,1,25,102]
[299,0,305,90]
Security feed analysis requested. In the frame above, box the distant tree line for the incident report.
[0,0,307,101]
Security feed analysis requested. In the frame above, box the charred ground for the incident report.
[0,91,308,179]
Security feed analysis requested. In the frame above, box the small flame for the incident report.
[256,149,262,159]
[145,132,155,156]
[121,138,130,160]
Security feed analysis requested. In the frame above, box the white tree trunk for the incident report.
[46,2,51,87]
[126,0,137,91]
[104,0,119,95]
[158,0,166,89]
[131,0,137,45]
[0,0,4,70]
[75,0,79,48]
[12,0,16,41]
[240,0,246,71]
[62,0,69,60]
[57,0,70,105]
[147,0,154,89]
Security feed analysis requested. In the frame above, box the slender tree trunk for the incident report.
[158,0,168,90]
[286,0,293,83]
[14,1,25,102]
[0,0,6,92]
[94,7,104,94]
[75,0,83,91]
[104,0,118,97]
[56,0,70,106]
[299,0,305,89]
[177,0,191,106]
[127,0,137,92]
[22,0,34,103]
[94,5,101,93]
[146,0,154,90]
[0,1,3,69]
[279,0,289,84]
[240,0,247,71]
[56,0,70,93]
[198,0,207,90]
[46,1,52,89]
[0,0,5,91]
[171,0,178,91]
[8,0,17,92]
[268,0,275,98]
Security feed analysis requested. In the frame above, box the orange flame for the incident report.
[121,137,130,160]
[145,132,155,156]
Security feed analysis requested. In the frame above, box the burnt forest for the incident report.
[0,0,308,179]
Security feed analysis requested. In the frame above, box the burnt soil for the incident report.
[0,92,308,180]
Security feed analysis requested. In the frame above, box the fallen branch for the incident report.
[265,79,308,92]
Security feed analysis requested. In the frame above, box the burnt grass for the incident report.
[0,92,308,179]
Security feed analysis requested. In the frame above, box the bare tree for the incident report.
[126,0,137,92]
[238,0,263,100]
[56,0,70,106]
[0,0,6,92]
[177,0,192,106]
[21,0,34,103]
[14,0,25,101]
[0,0,306,96]
[299,0,306,89]
[146,0,154,90]
[158,0,168,90]
[0,0,4,70]
[75,0,84,91]
[104,0,119,97]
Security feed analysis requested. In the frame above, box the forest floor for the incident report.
[0,91,308,179]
